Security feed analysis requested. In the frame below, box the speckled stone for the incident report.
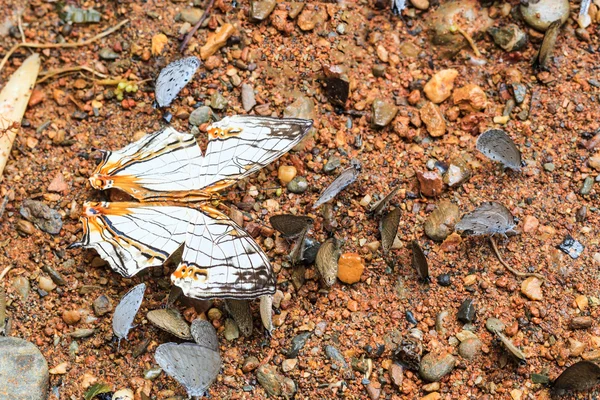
[0,337,48,399]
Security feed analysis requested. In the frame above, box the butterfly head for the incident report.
[90,174,114,190]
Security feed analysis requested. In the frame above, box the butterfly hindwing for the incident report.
[172,205,275,300]
[72,202,192,277]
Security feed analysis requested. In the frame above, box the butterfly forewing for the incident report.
[191,319,220,351]
[313,161,360,208]
[90,127,204,202]
[113,283,146,341]
[380,208,401,254]
[199,116,312,193]
[172,205,275,300]
[155,57,200,107]
[72,202,193,277]
[476,129,522,171]
[455,202,516,236]
[155,342,221,398]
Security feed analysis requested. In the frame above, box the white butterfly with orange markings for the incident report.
[72,116,312,300]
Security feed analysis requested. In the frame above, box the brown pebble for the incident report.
[423,69,458,104]
[62,310,81,325]
[570,316,593,330]
[420,102,446,137]
[337,253,365,284]
[417,171,444,197]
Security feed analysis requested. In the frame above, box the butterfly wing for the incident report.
[71,202,193,277]
[91,116,311,201]
[198,115,312,193]
[476,129,522,170]
[90,127,205,202]
[113,283,146,340]
[172,205,275,300]
[313,163,360,208]
[155,57,201,107]
[155,342,221,398]
[455,202,515,236]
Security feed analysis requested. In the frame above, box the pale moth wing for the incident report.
[155,56,200,107]
[454,201,516,236]
[476,129,522,171]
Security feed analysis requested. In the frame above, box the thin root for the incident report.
[453,25,482,57]
[179,0,216,53]
[37,66,108,84]
[0,19,129,73]
[489,236,545,280]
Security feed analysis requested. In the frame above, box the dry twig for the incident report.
[0,19,129,73]
[489,236,545,280]
[179,0,215,53]
[37,66,108,84]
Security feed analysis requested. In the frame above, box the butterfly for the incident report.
[155,57,201,108]
[72,116,312,300]
[313,159,361,208]
[454,201,517,237]
[476,129,522,171]
[113,283,146,345]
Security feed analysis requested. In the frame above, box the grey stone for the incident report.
[241,83,256,112]
[189,106,212,126]
[0,337,48,400]
[287,176,308,194]
[419,352,456,382]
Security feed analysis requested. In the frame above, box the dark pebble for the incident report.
[557,235,584,259]
[405,310,417,325]
[301,237,320,265]
[41,265,66,286]
[437,274,451,287]
[457,298,476,323]
[286,332,311,358]
[324,157,341,173]
[325,345,348,369]
[393,337,422,371]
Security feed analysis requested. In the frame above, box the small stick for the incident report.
[37,66,108,84]
[452,25,481,57]
[0,265,13,281]
[0,19,129,73]
[489,236,545,280]
[0,192,9,219]
[179,0,216,53]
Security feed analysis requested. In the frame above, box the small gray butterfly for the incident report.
[155,341,221,398]
[269,214,314,238]
[313,159,361,208]
[476,129,522,171]
[155,57,201,107]
[113,283,146,344]
[455,202,517,236]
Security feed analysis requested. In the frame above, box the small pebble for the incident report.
[521,277,543,301]
[287,176,308,194]
[93,295,113,316]
[337,253,365,284]
[458,338,482,360]
[62,310,81,325]
[419,352,456,382]
[485,318,505,333]
[278,165,297,185]
[423,69,458,104]
[38,276,56,292]
[457,299,476,323]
